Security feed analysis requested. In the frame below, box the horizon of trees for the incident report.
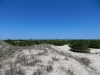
[4,39,100,47]
[3,39,100,53]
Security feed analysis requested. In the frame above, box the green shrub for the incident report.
[89,40,100,48]
[69,41,90,53]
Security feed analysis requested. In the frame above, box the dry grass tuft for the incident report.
[52,57,59,61]
[46,65,53,72]
[33,69,43,75]
[5,67,25,75]
[26,59,42,66]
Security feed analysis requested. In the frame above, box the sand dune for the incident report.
[0,42,100,75]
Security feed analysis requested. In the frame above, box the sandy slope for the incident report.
[53,45,100,75]
[0,44,100,75]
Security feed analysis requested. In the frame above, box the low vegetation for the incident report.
[3,39,100,53]
[46,65,53,72]
[69,40,90,53]
[4,39,69,46]
[89,40,100,48]
[5,67,25,75]
[0,40,100,75]
[33,69,43,75]
[52,57,59,61]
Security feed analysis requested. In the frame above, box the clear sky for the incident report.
[0,0,100,39]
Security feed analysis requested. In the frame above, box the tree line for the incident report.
[4,39,69,46]
[4,39,100,53]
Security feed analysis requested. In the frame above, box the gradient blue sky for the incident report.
[0,0,100,39]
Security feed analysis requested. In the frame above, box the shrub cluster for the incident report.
[69,40,90,53]
[88,40,100,48]
[68,40,100,49]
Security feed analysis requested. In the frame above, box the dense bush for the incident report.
[89,40,100,48]
[69,41,90,53]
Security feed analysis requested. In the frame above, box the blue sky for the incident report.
[0,0,100,39]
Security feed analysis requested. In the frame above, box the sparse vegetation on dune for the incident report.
[5,66,25,75]
[0,41,21,61]
[0,40,100,75]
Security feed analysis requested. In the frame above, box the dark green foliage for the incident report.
[89,40,100,48]
[69,40,90,53]
[4,39,35,46]
[4,39,69,46]
[68,40,100,49]
[46,39,67,46]
[4,39,100,49]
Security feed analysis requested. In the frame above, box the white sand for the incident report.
[1,45,100,75]
[54,45,100,75]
